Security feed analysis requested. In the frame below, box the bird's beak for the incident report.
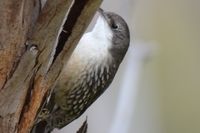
[98,8,111,26]
[98,8,107,20]
[98,8,104,14]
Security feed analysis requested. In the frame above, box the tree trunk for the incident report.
[0,0,102,133]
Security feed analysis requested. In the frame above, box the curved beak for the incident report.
[98,8,107,19]
[98,8,104,14]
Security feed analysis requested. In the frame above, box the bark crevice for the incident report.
[0,0,102,133]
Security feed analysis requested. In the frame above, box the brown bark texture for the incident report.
[0,0,102,133]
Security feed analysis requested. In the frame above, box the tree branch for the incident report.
[0,0,102,133]
[0,0,40,133]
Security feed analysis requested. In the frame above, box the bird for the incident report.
[32,8,130,133]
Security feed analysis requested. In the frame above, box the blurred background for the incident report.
[54,0,200,133]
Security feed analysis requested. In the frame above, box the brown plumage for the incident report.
[32,8,130,133]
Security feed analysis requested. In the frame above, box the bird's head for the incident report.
[92,8,130,65]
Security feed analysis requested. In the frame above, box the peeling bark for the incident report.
[0,0,102,133]
[0,0,40,90]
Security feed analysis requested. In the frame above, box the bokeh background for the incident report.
[54,0,200,133]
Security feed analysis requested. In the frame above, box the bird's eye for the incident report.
[111,23,119,29]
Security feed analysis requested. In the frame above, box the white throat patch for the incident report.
[92,15,113,41]
[71,15,114,64]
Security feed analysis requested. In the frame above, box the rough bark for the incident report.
[0,0,102,133]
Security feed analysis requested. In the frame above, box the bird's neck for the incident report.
[91,15,113,41]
